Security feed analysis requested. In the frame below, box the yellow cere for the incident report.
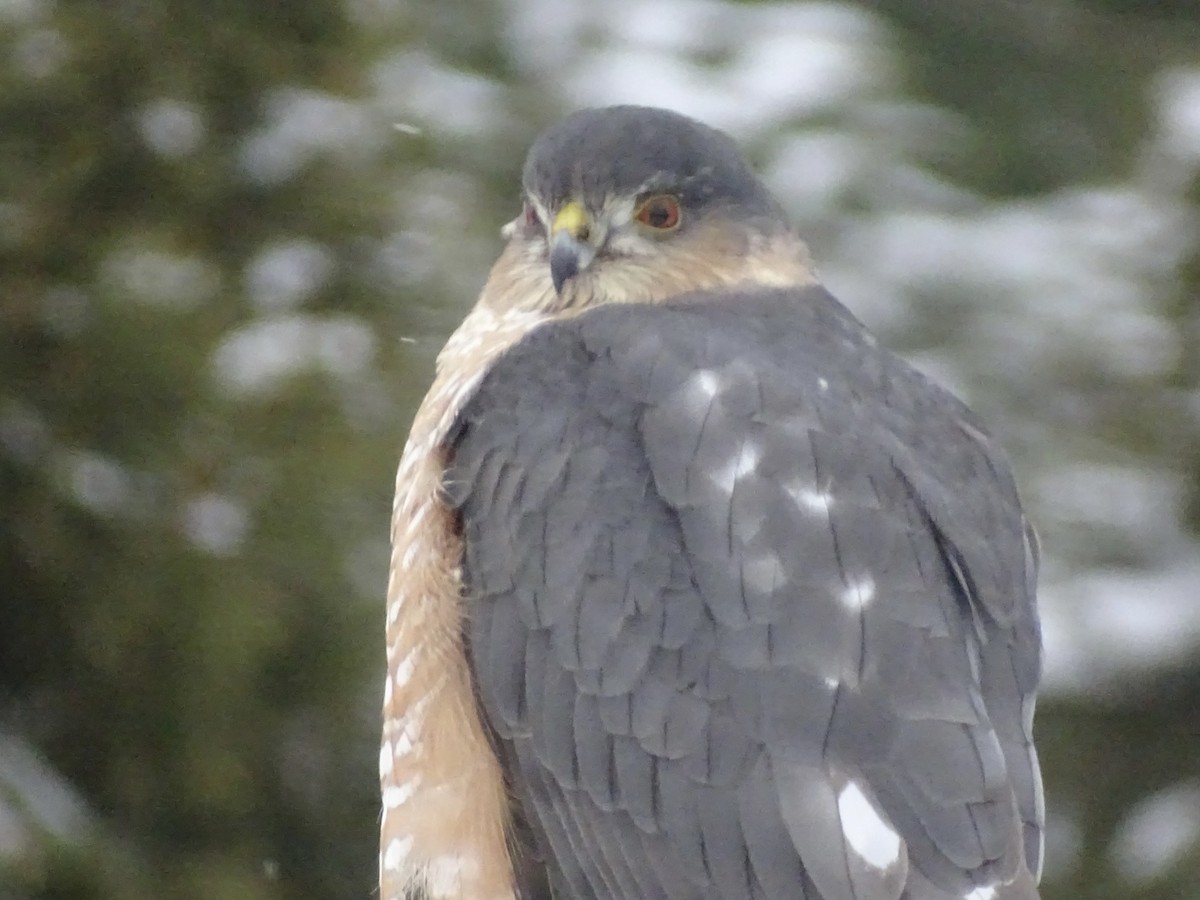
[551,201,591,240]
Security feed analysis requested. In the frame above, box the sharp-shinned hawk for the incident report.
[379,105,1044,900]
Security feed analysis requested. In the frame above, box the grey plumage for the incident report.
[523,106,788,227]
[444,284,1042,900]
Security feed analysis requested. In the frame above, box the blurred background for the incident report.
[1,0,1198,897]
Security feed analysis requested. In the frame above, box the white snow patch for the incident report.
[212,314,376,396]
[181,493,249,556]
[1156,67,1200,166]
[138,98,205,157]
[1040,560,1200,693]
[245,239,335,312]
[1113,781,1200,882]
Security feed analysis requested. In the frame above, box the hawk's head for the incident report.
[487,105,814,314]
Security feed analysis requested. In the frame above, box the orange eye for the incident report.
[635,194,681,231]
[523,203,541,228]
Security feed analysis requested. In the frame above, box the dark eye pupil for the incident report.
[638,196,679,229]
[647,204,671,226]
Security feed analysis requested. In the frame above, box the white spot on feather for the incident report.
[837,781,903,870]
[407,501,431,534]
[713,443,760,493]
[840,575,876,610]
[425,855,479,897]
[818,377,829,391]
[382,780,418,808]
[379,741,393,778]
[743,552,786,594]
[394,649,418,688]
[790,485,833,515]
[964,887,997,900]
[388,691,433,760]
[400,538,421,572]
[692,369,720,398]
[383,836,413,871]
[396,724,420,758]
[396,453,417,480]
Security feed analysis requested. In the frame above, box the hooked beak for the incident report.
[549,201,595,294]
